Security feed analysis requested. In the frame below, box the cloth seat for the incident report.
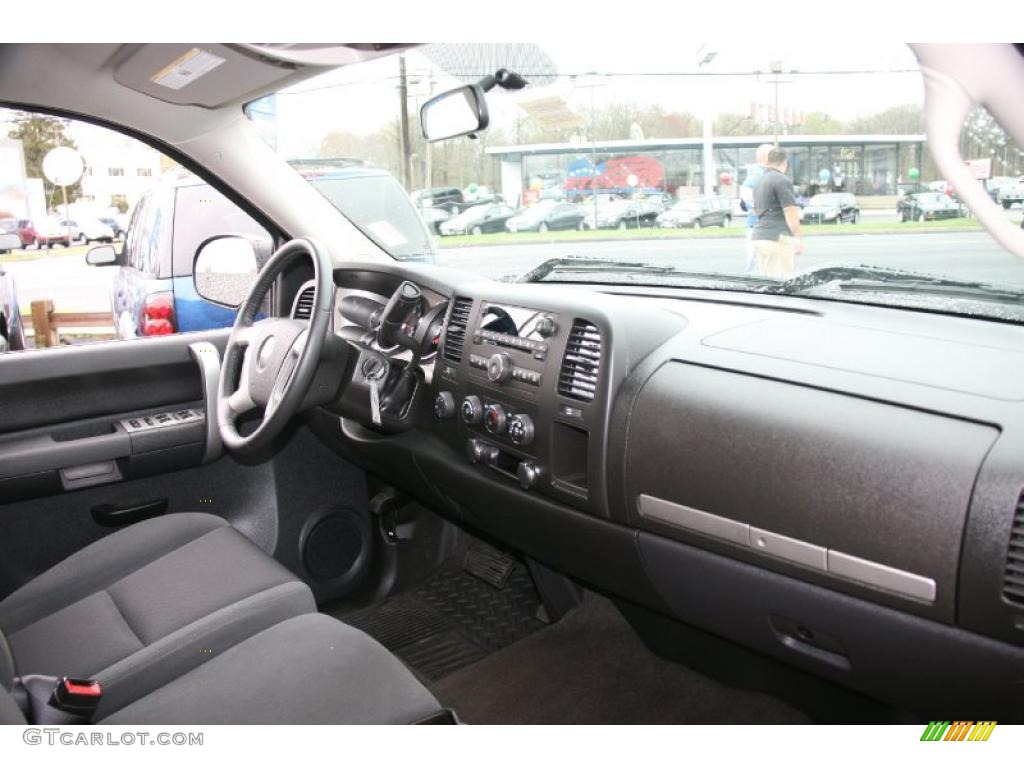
[0,513,316,719]
[103,613,443,724]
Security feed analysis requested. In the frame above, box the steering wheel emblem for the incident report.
[256,335,277,371]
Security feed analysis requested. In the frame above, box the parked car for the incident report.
[88,165,433,339]
[99,216,127,239]
[86,172,273,338]
[801,193,860,224]
[59,217,115,243]
[997,179,1024,209]
[417,205,451,234]
[33,218,73,248]
[657,196,733,229]
[506,200,586,232]
[0,234,26,351]
[586,198,660,230]
[438,203,517,236]
[897,191,967,222]
[0,218,36,248]
[411,186,465,214]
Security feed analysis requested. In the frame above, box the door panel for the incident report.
[0,328,371,605]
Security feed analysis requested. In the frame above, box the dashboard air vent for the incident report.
[1002,494,1024,606]
[558,319,602,402]
[291,283,316,320]
[443,296,473,363]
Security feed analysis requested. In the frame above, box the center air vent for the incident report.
[443,296,472,363]
[1002,494,1024,606]
[291,283,316,320]
[558,319,602,402]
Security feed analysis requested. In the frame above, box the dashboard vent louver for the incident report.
[1002,494,1024,606]
[292,284,316,320]
[558,319,602,402]
[443,296,473,363]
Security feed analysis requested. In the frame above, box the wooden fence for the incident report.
[21,300,116,347]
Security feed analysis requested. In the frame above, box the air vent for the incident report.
[1002,494,1024,606]
[558,319,602,402]
[443,296,472,363]
[291,283,316,320]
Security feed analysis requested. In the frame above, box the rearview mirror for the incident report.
[86,244,118,266]
[194,235,261,308]
[420,85,489,142]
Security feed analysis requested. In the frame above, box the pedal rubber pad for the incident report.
[463,544,516,589]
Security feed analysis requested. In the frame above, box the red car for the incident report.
[32,218,73,248]
[0,218,36,247]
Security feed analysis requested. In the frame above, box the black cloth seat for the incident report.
[0,512,441,724]
[103,613,443,725]
[0,513,315,719]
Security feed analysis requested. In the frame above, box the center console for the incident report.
[431,296,605,515]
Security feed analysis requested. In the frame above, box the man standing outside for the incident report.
[752,146,803,278]
[739,143,773,274]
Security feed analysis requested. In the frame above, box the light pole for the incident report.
[697,45,718,197]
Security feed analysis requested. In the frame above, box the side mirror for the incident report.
[420,85,489,142]
[0,233,21,252]
[86,244,118,266]
[193,235,261,308]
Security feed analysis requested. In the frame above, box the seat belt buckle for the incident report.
[49,677,103,718]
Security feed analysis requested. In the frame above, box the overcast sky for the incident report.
[252,43,924,157]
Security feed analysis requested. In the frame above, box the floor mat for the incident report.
[430,594,812,724]
[339,558,546,682]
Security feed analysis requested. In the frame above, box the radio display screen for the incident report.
[479,305,547,340]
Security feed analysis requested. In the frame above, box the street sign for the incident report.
[964,157,993,180]
[42,146,84,186]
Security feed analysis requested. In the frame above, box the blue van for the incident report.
[90,166,434,339]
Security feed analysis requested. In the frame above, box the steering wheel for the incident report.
[217,238,334,455]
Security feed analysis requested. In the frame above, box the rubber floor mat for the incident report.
[341,560,545,682]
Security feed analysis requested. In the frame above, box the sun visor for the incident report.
[112,44,312,108]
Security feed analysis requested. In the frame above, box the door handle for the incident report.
[91,498,167,527]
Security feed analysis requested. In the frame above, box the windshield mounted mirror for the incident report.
[420,85,489,143]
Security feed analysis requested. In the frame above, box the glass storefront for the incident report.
[510,139,912,206]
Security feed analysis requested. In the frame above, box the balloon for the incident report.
[719,171,732,186]
[818,169,831,184]
[467,183,478,194]
[908,168,920,181]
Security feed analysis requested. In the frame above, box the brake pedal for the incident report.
[463,543,516,589]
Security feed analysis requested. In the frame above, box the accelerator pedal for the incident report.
[463,543,516,589]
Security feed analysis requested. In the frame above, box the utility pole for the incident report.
[398,54,412,190]
[697,45,718,197]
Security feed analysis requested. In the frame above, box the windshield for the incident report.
[249,43,1024,322]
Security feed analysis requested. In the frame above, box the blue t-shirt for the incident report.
[741,165,765,227]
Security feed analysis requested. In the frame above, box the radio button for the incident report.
[487,353,513,384]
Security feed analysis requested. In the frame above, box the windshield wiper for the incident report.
[517,256,775,289]
[771,265,1024,304]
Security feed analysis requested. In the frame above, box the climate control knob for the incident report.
[517,462,543,490]
[507,414,535,446]
[434,391,456,419]
[461,395,483,424]
[487,353,513,384]
[483,404,507,435]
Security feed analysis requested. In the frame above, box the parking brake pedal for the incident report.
[463,543,516,589]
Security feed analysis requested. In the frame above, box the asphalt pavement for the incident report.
[437,230,1024,289]
[4,229,1024,316]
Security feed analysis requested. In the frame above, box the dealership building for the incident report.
[487,134,928,206]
